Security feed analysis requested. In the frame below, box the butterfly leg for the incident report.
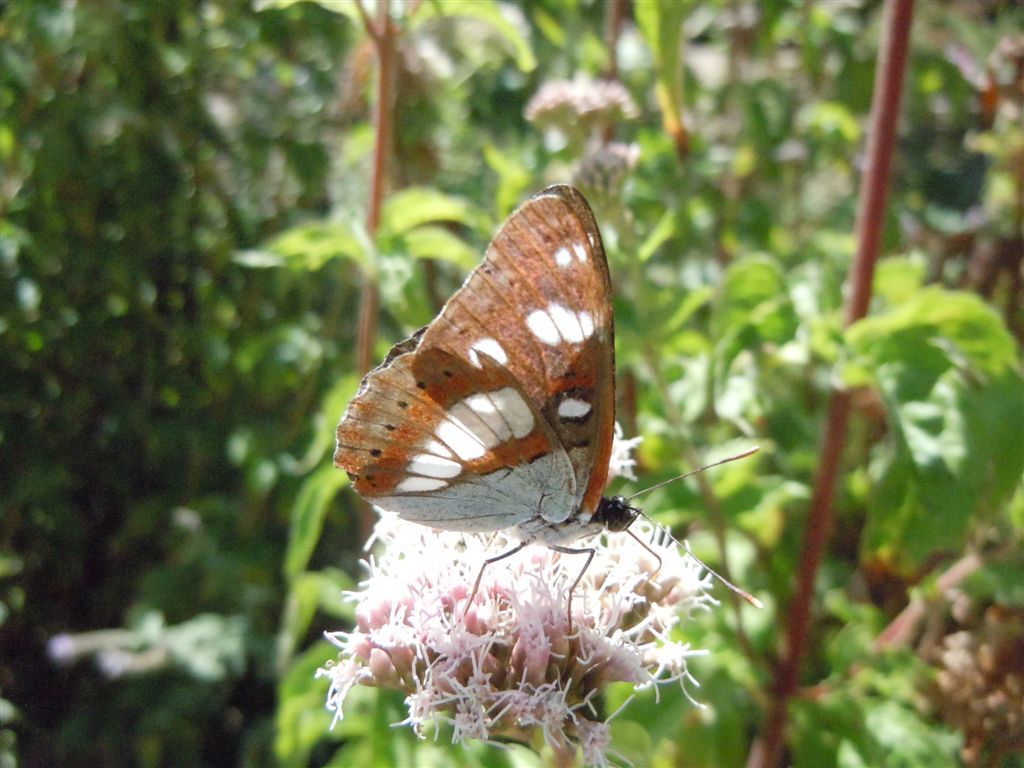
[626,529,663,581]
[463,541,528,621]
[548,544,596,634]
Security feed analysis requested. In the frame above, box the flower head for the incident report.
[318,478,716,765]
[573,141,641,203]
[525,75,639,150]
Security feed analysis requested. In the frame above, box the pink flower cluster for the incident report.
[318,512,715,765]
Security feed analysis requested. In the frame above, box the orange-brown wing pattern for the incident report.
[334,185,616,531]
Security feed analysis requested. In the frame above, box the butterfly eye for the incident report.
[594,496,638,532]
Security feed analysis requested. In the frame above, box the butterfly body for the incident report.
[335,185,634,548]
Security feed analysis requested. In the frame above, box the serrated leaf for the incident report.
[852,289,1024,571]
[848,288,1016,377]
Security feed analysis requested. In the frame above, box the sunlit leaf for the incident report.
[278,568,355,667]
[380,187,478,236]
[850,289,1024,570]
[256,218,372,272]
[402,224,478,269]
[635,0,689,152]
[285,463,349,580]
[287,374,359,477]
[483,143,531,217]
[412,0,536,72]
[637,209,676,263]
[275,640,338,766]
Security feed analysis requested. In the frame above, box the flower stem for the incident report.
[356,0,394,377]
[747,2,915,766]
[354,0,397,540]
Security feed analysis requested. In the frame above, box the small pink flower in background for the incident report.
[318,432,716,766]
[525,75,639,134]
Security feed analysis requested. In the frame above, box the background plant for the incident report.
[2,1,1022,767]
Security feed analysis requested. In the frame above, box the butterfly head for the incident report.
[593,495,641,533]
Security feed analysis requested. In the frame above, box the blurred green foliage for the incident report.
[2,1,1022,767]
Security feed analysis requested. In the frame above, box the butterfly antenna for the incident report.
[632,515,764,609]
[626,446,762,609]
[626,446,759,502]
[684,541,764,609]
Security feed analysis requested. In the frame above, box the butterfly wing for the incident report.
[335,185,616,531]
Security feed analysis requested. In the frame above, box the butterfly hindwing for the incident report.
[335,185,616,532]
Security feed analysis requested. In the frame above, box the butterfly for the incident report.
[335,185,643,614]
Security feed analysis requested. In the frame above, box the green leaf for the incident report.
[872,252,927,306]
[857,700,959,768]
[275,640,338,766]
[278,568,355,667]
[737,477,811,547]
[712,256,798,384]
[531,7,566,47]
[962,557,1024,606]
[663,284,713,335]
[252,218,372,272]
[716,255,787,333]
[635,0,689,145]
[798,100,862,145]
[637,209,677,263]
[848,288,1016,377]
[379,187,478,237]
[402,225,479,269]
[483,143,531,217]
[850,289,1024,570]
[256,0,360,22]
[285,463,349,580]
[285,374,360,476]
[413,0,537,73]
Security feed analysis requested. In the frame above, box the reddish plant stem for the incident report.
[604,0,625,81]
[747,3,915,767]
[352,0,379,43]
[356,0,394,377]
[844,6,914,326]
[600,0,626,146]
[354,0,396,540]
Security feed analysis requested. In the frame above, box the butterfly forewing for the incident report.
[335,185,616,534]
